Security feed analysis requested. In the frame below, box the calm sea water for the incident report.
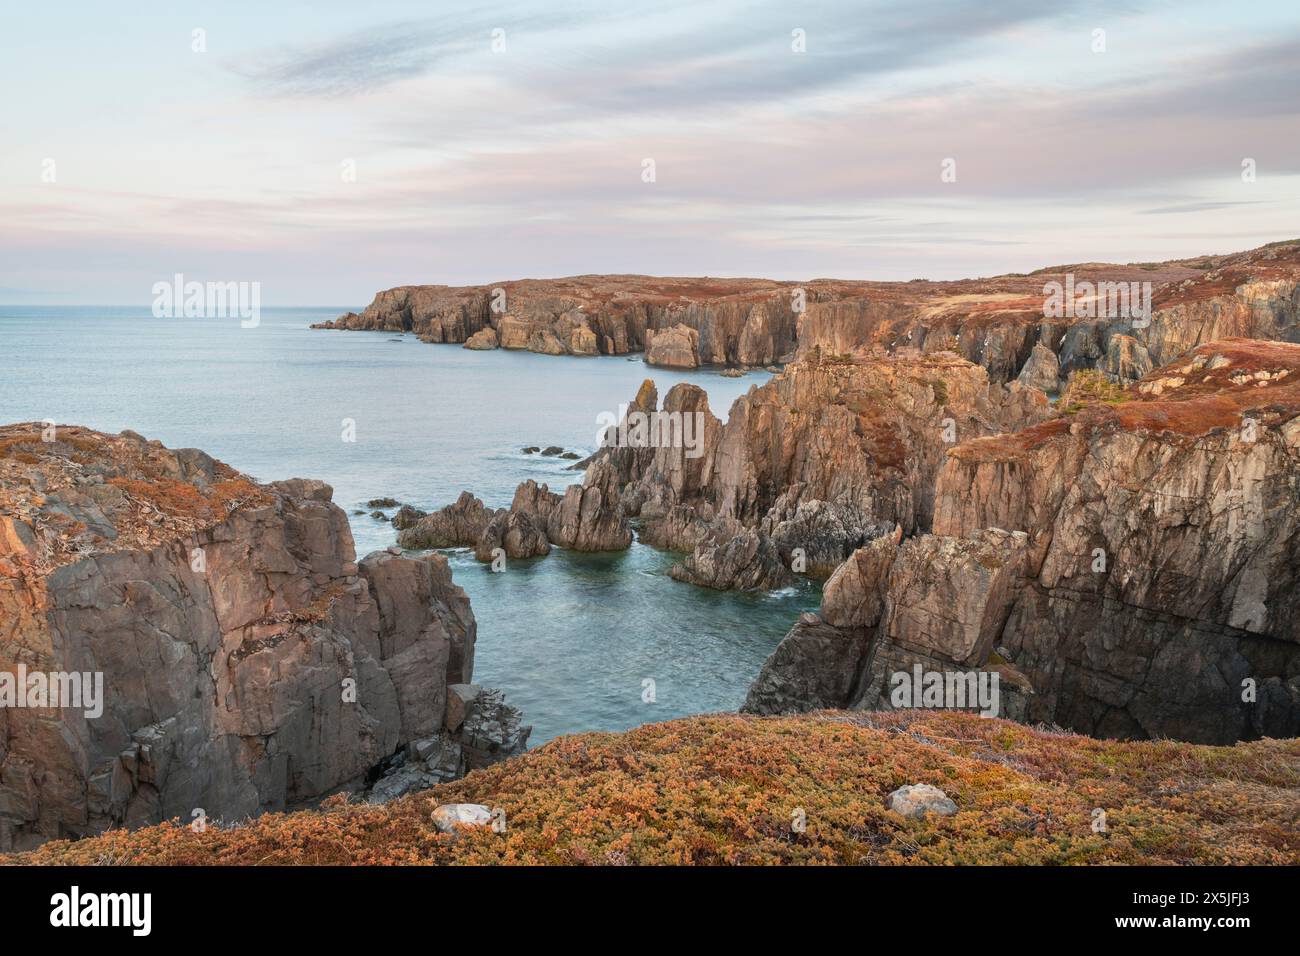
[0,306,818,742]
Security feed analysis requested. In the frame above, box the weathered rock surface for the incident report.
[593,350,1049,592]
[0,425,525,850]
[544,461,632,551]
[1102,333,1152,382]
[887,784,957,819]
[818,526,902,629]
[1016,343,1061,393]
[745,340,1300,743]
[669,522,793,591]
[742,613,871,715]
[314,240,1300,388]
[645,323,700,369]
[390,504,427,530]
[763,499,895,578]
[396,491,499,550]
[463,327,498,350]
[365,685,530,801]
[474,508,550,561]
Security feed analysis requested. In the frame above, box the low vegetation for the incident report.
[8,711,1296,866]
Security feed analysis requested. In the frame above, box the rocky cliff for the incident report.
[744,339,1300,743]
[395,459,632,563]
[0,425,526,850]
[592,349,1050,589]
[313,240,1300,376]
[314,274,826,368]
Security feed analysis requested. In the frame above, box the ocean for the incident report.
[0,306,819,742]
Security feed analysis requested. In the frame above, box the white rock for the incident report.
[431,802,492,834]
[887,784,958,819]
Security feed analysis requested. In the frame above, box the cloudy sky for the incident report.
[2,0,1297,305]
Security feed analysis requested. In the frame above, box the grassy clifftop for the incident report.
[8,711,1297,866]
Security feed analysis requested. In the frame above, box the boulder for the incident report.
[431,803,493,834]
[645,324,700,369]
[397,492,501,549]
[464,327,499,350]
[887,784,958,819]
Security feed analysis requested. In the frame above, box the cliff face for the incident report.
[745,340,1300,743]
[314,275,828,368]
[0,425,523,850]
[314,240,1300,376]
[601,350,1049,588]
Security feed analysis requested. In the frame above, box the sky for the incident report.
[2,0,1298,306]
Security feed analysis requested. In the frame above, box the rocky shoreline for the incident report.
[4,238,1299,850]
[368,239,1300,747]
[0,425,527,850]
[312,240,1299,379]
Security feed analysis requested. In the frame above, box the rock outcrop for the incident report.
[543,461,632,551]
[313,275,818,367]
[644,324,700,369]
[365,685,530,802]
[592,350,1049,590]
[396,492,498,549]
[463,327,498,350]
[745,340,1300,744]
[1016,343,1061,393]
[668,522,793,591]
[314,240,1300,387]
[0,425,524,849]
[474,508,550,561]
[402,462,632,566]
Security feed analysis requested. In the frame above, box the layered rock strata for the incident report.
[397,464,632,564]
[744,340,1300,743]
[313,241,1300,381]
[598,350,1049,589]
[0,425,524,849]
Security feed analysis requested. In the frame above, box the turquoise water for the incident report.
[0,306,818,742]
